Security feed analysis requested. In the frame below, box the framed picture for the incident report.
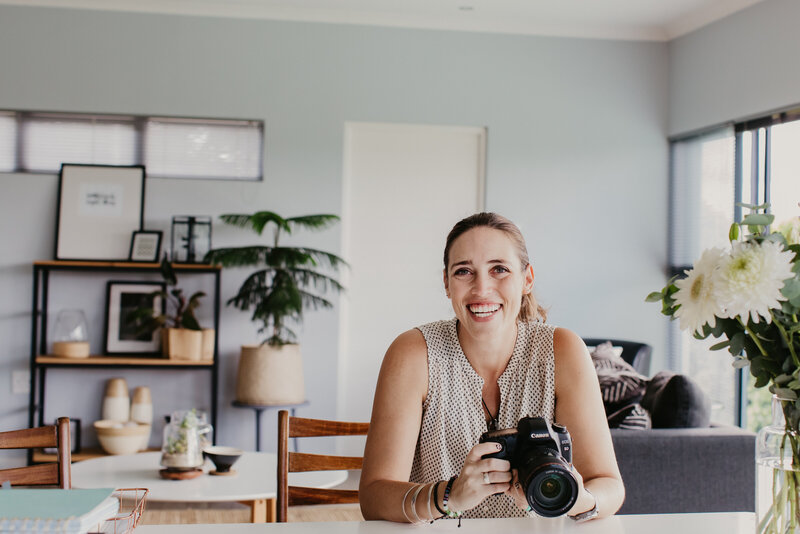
[104,281,165,356]
[129,230,163,262]
[55,164,146,261]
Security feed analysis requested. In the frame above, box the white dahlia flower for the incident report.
[673,247,725,335]
[715,240,795,324]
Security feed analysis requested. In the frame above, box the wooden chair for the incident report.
[0,417,71,488]
[277,410,369,522]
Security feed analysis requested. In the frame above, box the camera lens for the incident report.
[522,463,578,517]
[534,472,568,504]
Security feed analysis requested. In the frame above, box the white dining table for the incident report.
[134,512,756,533]
[71,451,347,523]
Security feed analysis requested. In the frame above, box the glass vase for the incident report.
[756,394,800,534]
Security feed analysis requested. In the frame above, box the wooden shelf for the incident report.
[36,356,214,366]
[34,260,220,271]
[33,447,161,463]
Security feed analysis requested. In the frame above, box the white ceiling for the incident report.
[0,0,766,41]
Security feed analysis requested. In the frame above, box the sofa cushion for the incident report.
[590,342,650,429]
[642,371,711,428]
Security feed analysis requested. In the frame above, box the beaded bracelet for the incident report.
[442,476,462,518]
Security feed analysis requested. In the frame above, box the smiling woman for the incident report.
[359,212,624,524]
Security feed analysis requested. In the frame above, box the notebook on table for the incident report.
[0,487,119,534]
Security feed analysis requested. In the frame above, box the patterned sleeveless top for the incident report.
[409,317,557,518]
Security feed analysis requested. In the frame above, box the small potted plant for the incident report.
[129,258,213,361]
[205,211,345,404]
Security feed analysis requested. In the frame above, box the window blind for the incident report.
[20,114,137,172]
[144,118,262,180]
[669,125,736,271]
[0,112,16,172]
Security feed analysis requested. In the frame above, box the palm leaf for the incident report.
[218,211,291,236]
[284,214,340,234]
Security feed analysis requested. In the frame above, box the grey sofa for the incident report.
[611,425,756,514]
[583,338,756,514]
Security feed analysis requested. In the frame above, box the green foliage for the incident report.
[127,258,206,333]
[205,211,346,346]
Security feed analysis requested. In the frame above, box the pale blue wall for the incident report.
[669,0,800,137]
[0,5,669,463]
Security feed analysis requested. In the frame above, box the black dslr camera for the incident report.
[479,416,578,517]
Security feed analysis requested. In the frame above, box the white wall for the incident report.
[0,5,669,462]
[669,0,800,137]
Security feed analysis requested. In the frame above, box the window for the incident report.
[0,112,16,172]
[669,107,800,430]
[668,126,737,425]
[144,117,262,180]
[0,110,263,181]
[20,114,138,172]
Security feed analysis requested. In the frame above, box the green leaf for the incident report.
[709,340,730,351]
[729,332,745,356]
[729,223,740,242]
[782,278,800,300]
[742,213,774,226]
[772,387,798,400]
[645,291,664,303]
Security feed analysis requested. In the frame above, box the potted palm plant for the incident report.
[205,211,345,405]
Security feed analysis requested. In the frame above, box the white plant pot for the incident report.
[235,344,305,405]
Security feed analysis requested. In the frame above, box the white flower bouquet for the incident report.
[647,204,800,533]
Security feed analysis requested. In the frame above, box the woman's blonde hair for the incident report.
[443,212,546,322]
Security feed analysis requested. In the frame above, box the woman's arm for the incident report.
[359,329,431,521]
[359,329,511,522]
[553,327,625,518]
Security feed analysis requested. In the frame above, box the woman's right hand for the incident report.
[447,441,512,512]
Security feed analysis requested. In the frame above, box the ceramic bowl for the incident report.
[203,446,243,473]
[94,419,151,455]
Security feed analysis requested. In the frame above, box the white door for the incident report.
[339,122,486,424]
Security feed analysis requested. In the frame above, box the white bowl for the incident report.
[94,420,151,455]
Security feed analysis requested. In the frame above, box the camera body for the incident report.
[479,416,578,517]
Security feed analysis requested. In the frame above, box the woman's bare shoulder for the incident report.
[383,328,428,368]
[552,327,590,368]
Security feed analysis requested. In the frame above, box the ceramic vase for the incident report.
[101,378,130,422]
[130,386,153,451]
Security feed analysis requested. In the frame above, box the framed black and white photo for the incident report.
[129,230,163,262]
[104,281,165,356]
[55,164,146,261]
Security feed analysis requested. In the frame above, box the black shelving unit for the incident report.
[28,260,221,464]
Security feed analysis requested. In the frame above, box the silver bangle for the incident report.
[409,483,426,523]
[401,485,416,523]
[426,483,435,522]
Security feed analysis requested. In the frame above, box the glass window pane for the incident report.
[21,115,137,173]
[669,127,737,425]
[144,118,262,180]
[0,112,17,172]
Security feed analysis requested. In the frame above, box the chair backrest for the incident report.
[277,410,369,522]
[0,417,71,488]
[582,338,653,376]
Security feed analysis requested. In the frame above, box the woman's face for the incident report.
[444,226,533,338]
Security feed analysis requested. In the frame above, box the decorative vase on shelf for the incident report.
[101,378,130,422]
[131,386,153,451]
[756,394,800,534]
[52,309,90,358]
